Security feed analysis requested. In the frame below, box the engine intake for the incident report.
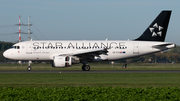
[52,56,72,67]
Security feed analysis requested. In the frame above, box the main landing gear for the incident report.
[27,61,32,71]
[82,64,90,71]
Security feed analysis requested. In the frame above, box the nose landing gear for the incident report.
[27,61,32,71]
[27,66,31,71]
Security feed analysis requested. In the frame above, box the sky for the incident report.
[0,0,180,45]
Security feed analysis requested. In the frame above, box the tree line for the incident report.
[0,41,179,63]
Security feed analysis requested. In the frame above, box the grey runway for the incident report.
[0,70,180,73]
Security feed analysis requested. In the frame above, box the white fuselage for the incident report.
[3,40,175,62]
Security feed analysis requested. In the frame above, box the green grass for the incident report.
[0,73,180,88]
[0,63,180,71]
[1,63,180,100]
[1,63,180,88]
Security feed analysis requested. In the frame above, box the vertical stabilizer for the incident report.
[135,10,171,42]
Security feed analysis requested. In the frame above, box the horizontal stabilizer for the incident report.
[152,43,176,49]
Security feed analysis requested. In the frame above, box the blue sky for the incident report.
[0,0,180,45]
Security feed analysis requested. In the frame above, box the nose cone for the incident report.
[3,50,10,59]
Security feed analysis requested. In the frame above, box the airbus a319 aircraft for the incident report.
[3,10,175,71]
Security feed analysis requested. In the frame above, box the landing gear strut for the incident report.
[27,61,32,71]
[82,64,90,71]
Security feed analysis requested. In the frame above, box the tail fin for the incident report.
[135,10,171,42]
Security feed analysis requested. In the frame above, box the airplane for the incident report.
[3,10,175,71]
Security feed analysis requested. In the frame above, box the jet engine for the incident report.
[52,56,72,67]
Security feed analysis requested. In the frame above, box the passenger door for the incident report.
[133,43,139,54]
[26,42,32,54]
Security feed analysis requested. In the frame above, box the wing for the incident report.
[49,48,108,61]
[71,48,108,61]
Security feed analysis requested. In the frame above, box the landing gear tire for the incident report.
[82,65,90,71]
[27,66,31,71]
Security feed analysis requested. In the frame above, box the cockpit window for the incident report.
[11,46,20,49]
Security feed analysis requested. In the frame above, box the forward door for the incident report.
[26,42,32,54]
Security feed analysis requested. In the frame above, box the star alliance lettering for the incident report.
[32,42,127,49]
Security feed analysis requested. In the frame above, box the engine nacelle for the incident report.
[52,56,72,68]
